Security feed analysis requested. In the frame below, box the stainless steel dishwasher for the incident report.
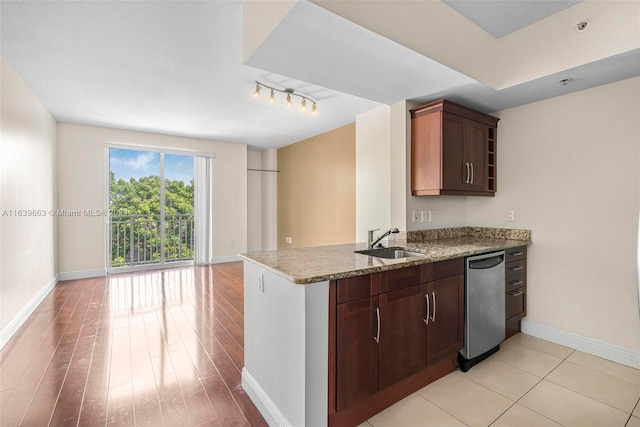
[458,250,505,372]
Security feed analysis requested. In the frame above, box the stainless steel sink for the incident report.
[355,247,425,259]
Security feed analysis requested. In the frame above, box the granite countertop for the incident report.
[239,228,531,284]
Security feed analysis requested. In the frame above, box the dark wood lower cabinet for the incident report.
[331,258,465,426]
[505,246,528,339]
[379,285,426,389]
[425,275,464,365]
[336,296,379,411]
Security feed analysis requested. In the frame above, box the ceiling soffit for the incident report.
[309,0,640,90]
[442,0,582,39]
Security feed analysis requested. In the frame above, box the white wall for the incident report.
[56,123,247,276]
[0,55,57,340]
[355,105,391,242]
[247,149,263,252]
[242,261,328,426]
[468,77,640,354]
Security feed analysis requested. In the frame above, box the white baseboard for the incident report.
[242,368,291,427]
[211,255,240,264]
[521,319,640,369]
[58,268,106,281]
[0,274,58,350]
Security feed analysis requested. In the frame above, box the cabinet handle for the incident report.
[510,266,524,271]
[470,162,474,184]
[509,290,525,297]
[374,307,380,343]
[510,251,524,256]
[424,294,429,325]
[431,291,436,322]
[464,162,470,184]
[509,279,524,287]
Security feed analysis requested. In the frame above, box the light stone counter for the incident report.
[239,227,531,284]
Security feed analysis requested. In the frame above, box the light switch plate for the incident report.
[506,210,515,222]
[428,210,436,222]
[420,211,428,222]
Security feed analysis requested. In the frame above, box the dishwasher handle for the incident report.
[468,255,505,269]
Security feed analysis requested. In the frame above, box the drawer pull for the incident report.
[510,266,524,271]
[424,293,430,325]
[510,251,524,256]
[431,291,436,322]
[509,290,525,297]
[374,307,380,343]
[509,280,524,287]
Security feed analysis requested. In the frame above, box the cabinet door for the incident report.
[441,113,466,191]
[336,296,379,411]
[411,110,444,194]
[464,119,488,192]
[378,285,426,389]
[426,275,464,365]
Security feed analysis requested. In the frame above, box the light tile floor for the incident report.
[359,333,640,427]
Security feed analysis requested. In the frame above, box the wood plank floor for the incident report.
[0,262,267,427]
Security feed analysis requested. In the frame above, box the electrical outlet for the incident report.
[258,273,264,293]
[285,236,292,244]
[420,211,428,222]
[506,210,515,222]
[428,210,436,222]
[229,239,234,246]
[412,210,419,223]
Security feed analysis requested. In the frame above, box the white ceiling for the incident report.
[0,1,378,149]
[2,1,639,150]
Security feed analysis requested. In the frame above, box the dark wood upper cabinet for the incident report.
[411,99,499,196]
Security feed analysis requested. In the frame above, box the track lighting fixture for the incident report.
[252,81,318,115]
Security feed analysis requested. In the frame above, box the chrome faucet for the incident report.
[367,227,400,248]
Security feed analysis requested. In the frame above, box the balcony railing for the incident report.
[110,214,195,267]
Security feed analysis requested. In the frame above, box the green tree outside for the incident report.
[110,172,194,266]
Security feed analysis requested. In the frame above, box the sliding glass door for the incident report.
[108,148,194,270]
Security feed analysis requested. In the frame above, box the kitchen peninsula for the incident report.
[239,227,531,427]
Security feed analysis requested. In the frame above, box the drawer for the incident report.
[429,257,464,282]
[379,265,424,293]
[506,273,526,291]
[506,246,527,263]
[506,259,527,278]
[506,287,526,320]
[337,274,378,303]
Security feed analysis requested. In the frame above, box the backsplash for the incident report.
[390,227,531,244]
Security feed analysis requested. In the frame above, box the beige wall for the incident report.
[278,123,355,249]
[468,77,640,353]
[355,77,639,360]
[261,149,278,250]
[0,55,57,334]
[57,123,247,275]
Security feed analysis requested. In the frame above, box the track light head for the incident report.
[252,81,317,115]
